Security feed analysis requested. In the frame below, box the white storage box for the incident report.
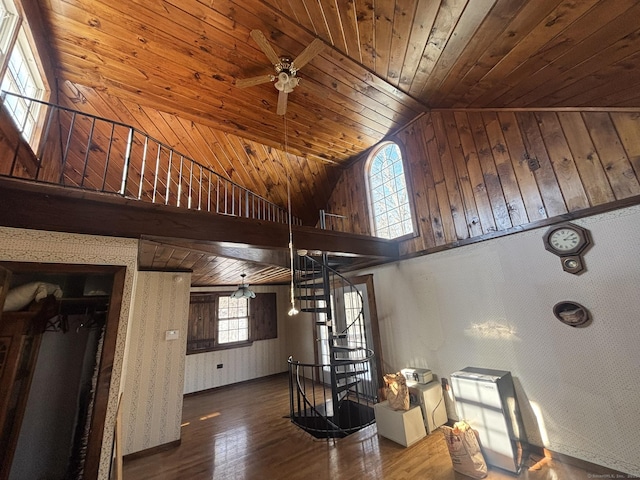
[401,367,433,384]
[374,401,426,447]
[408,381,448,433]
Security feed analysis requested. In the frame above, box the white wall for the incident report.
[122,271,191,455]
[184,285,290,394]
[358,205,640,476]
[0,227,138,480]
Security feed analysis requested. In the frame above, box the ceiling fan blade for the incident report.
[292,38,325,69]
[235,74,274,88]
[276,90,288,116]
[250,30,281,66]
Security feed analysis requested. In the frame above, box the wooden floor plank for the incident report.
[123,374,622,480]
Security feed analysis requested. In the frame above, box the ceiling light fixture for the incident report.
[230,273,256,299]
[285,116,299,316]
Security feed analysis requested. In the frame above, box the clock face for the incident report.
[549,228,581,252]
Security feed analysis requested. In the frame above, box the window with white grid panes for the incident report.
[0,5,46,151]
[366,142,414,239]
[0,0,20,72]
[343,290,370,380]
[217,296,249,344]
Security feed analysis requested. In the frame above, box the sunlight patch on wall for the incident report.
[464,320,520,341]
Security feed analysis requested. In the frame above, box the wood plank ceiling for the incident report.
[32,0,640,284]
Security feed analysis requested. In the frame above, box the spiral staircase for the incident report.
[0,91,380,438]
[287,245,378,439]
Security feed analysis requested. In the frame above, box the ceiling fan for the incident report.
[236,30,325,116]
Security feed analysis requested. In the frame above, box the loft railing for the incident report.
[0,91,300,225]
[287,252,377,438]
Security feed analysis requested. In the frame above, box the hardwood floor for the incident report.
[124,373,611,479]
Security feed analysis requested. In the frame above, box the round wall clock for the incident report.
[543,223,591,274]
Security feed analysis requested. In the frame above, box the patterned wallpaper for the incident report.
[184,285,289,394]
[0,226,138,480]
[122,271,191,455]
[359,205,640,475]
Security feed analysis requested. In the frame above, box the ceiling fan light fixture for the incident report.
[230,273,256,299]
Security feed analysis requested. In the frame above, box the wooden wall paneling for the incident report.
[481,112,528,227]
[301,0,332,40]
[36,107,63,184]
[516,112,567,217]
[418,0,497,102]
[163,249,192,270]
[441,111,482,236]
[431,112,469,239]
[335,1,361,61]
[411,119,444,249]
[386,0,418,87]
[555,50,640,107]
[397,0,440,93]
[397,123,435,252]
[467,112,511,231]
[372,0,394,79]
[429,0,528,106]
[610,113,640,179]
[408,0,469,98]
[487,0,637,107]
[315,0,348,53]
[449,0,560,107]
[251,293,277,341]
[453,111,497,233]
[176,251,205,272]
[526,33,640,108]
[151,247,175,270]
[346,161,369,236]
[597,78,640,107]
[422,115,457,244]
[556,112,615,206]
[464,0,599,107]
[353,0,375,71]
[496,112,546,221]
[534,112,589,212]
[283,0,314,32]
[582,112,640,199]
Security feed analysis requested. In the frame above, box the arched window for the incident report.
[366,141,414,239]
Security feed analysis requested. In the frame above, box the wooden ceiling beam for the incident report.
[0,178,399,260]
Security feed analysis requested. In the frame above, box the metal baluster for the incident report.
[80,117,96,188]
[102,123,116,192]
[59,111,77,184]
[231,184,235,216]
[119,128,134,196]
[188,160,193,209]
[245,190,249,218]
[152,144,162,203]
[224,180,228,214]
[165,150,173,206]
[198,166,203,210]
[216,177,220,213]
[207,171,212,212]
[177,156,184,208]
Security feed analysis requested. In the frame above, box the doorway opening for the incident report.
[0,262,126,480]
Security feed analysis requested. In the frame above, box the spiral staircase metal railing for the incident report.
[0,91,299,225]
[287,248,378,439]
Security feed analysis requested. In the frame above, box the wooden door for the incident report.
[0,296,55,480]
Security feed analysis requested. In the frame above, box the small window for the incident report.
[186,292,277,354]
[366,141,414,239]
[217,296,249,344]
[0,0,20,70]
[1,25,45,144]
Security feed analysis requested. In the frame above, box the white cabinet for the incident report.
[374,401,426,447]
[451,368,524,474]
